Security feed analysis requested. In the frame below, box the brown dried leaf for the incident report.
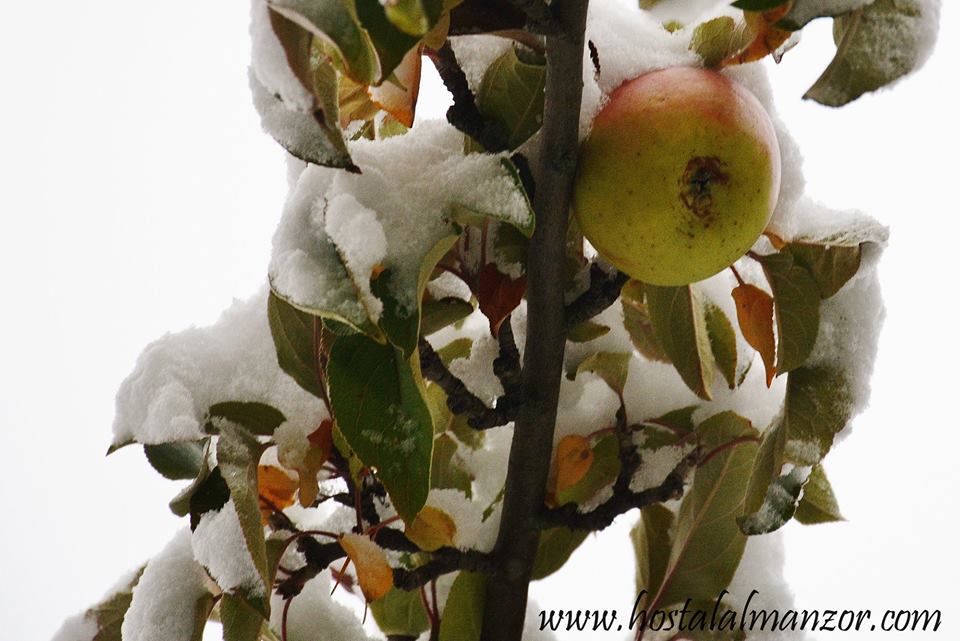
[723,5,792,66]
[732,284,777,386]
[473,263,526,336]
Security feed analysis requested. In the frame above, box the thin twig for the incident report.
[565,263,630,330]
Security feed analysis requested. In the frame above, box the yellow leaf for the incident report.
[340,533,394,602]
[732,284,777,387]
[368,45,422,128]
[405,506,457,551]
[258,465,299,523]
[548,435,595,503]
[723,5,792,67]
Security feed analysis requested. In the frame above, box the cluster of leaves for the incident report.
[73,1,937,640]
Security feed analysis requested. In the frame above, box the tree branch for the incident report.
[427,43,510,153]
[565,263,629,330]
[508,0,563,34]
[479,2,591,640]
[419,338,518,430]
[393,547,494,590]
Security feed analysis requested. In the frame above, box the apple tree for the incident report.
[56,1,940,641]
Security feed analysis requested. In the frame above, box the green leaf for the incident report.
[758,252,821,374]
[208,402,287,437]
[567,320,611,343]
[646,284,716,400]
[555,434,621,507]
[732,0,789,10]
[220,594,264,641]
[575,351,631,398]
[432,433,473,496]
[795,464,844,524]
[782,366,853,465]
[267,291,324,399]
[371,587,431,636]
[249,71,355,170]
[778,0,879,31]
[439,571,486,641]
[328,334,434,521]
[474,45,546,150]
[738,467,807,535]
[704,302,738,389]
[355,0,422,82]
[531,527,588,581]
[385,0,444,36]
[437,337,473,363]
[622,282,670,361]
[144,440,206,481]
[804,0,937,106]
[740,415,787,519]
[268,0,380,85]
[689,16,752,68]
[649,412,757,611]
[783,242,862,299]
[217,424,270,615]
[421,297,474,336]
[631,504,674,603]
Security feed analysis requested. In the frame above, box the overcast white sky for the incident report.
[1,3,958,640]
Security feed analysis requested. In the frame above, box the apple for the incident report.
[573,67,781,286]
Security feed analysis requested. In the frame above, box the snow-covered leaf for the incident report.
[731,283,777,386]
[741,414,787,520]
[216,424,270,615]
[646,284,716,400]
[474,44,546,150]
[249,71,355,170]
[208,401,286,437]
[370,586,430,637]
[704,302,738,390]
[777,0,876,30]
[144,440,206,481]
[220,594,264,641]
[783,366,854,465]
[758,251,821,375]
[405,505,457,551]
[805,0,939,106]
[62,567,144,641]
[647,412,757,611]
[268,0,380,84]
[327,334,434,521]
[340,533,394,602]
[795,464,844,523]
[439,571,486,641]
[269,123,534,355]
[621,280,669,363]
[576,351,631,398]
[531,527,588,581]
[738,467,808,535]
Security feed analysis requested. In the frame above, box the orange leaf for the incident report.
[549,435,595,501]
[368,45,422,128]
[732,284,777,387]
[723,5,792,67]
[258,465,299,523]
[340,533,393,602]
[405,506,457,552]
[473,263,526,337]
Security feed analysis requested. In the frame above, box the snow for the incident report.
[448,333,504,405]
[50,612,98,641]
[192,499,264,596]
[324,193,389,320]
[268,573,371,641]
[427,270,473,302]
[121,530,213,641]
[270,120,533,323]
[112,286,325,446]
[449,35,513,93]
